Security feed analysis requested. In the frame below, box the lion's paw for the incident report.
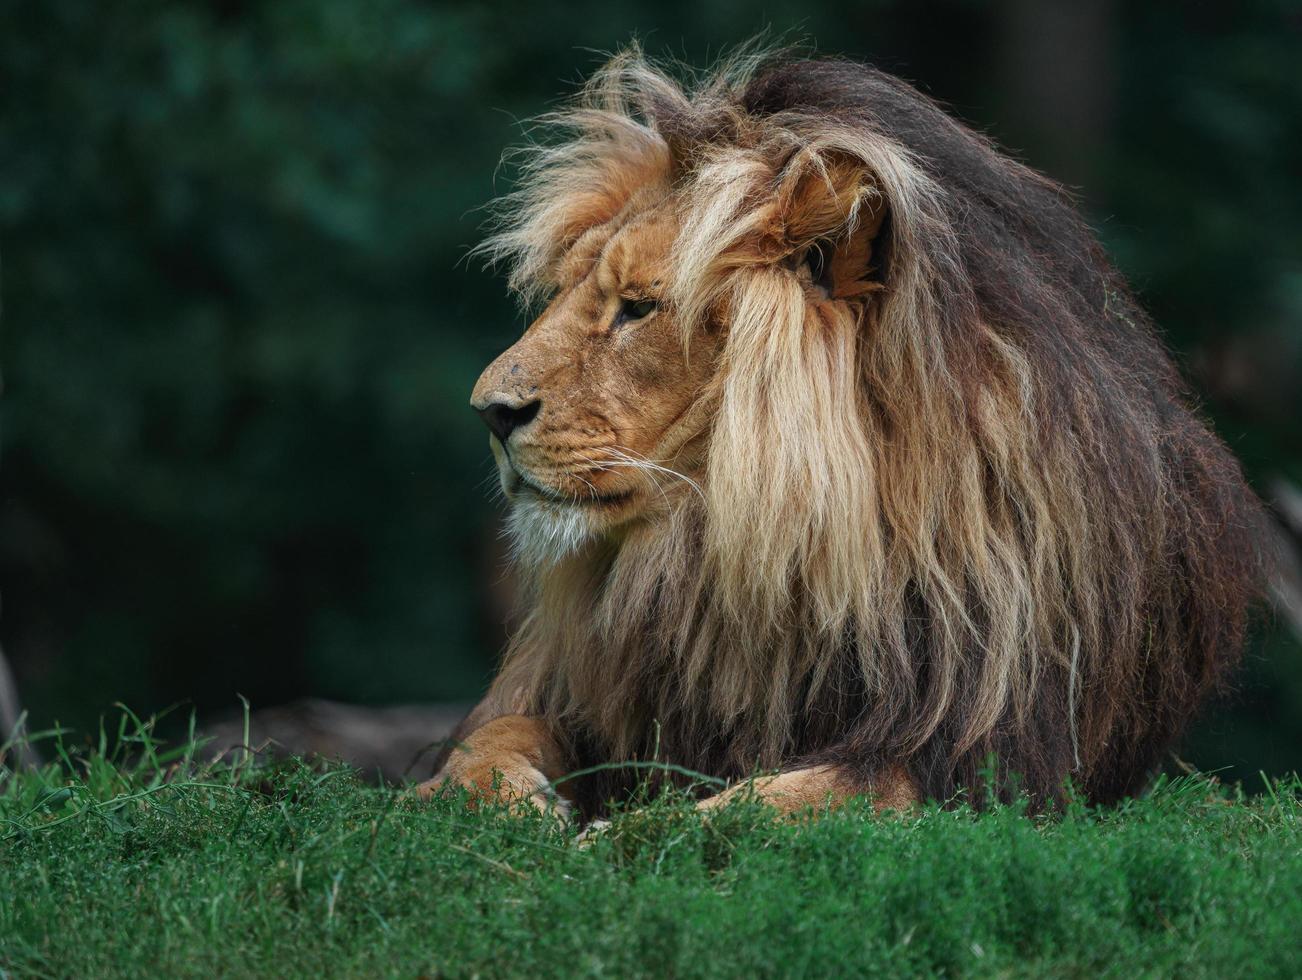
[413,716,572,822]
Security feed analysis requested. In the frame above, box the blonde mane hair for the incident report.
[480,47,1269,807]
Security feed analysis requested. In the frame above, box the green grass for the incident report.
[2,713,1300,978]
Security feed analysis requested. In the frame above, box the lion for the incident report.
[419,48,1271,821]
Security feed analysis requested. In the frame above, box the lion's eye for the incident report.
[616,297,657,326]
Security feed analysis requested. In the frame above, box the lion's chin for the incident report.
[505,494,597,569]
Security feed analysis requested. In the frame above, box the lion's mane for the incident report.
[482,49,1271,810]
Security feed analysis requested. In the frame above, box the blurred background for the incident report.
[2,0,1299,785]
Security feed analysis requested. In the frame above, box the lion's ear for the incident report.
[778,152,889,300]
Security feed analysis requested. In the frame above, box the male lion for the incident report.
[421,49,1271,820]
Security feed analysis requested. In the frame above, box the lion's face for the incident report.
[472,197,722,564]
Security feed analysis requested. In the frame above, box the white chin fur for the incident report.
[506,494,593,568]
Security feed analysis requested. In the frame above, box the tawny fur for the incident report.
[446,46,1271,817]
[696,764,917,816]
[419,715,573,818]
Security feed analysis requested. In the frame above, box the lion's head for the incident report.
[470,48,1270,810]
[471,90,890,571]
[471,194,718,567]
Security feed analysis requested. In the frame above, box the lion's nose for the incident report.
[476,398,542,443]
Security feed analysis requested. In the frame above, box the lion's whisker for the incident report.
[571,451,676,507]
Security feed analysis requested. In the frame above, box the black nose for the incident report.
[477,399,541,443]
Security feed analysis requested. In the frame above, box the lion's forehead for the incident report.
[555,199,681,295]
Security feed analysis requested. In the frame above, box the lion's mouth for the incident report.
[515,473,633,508]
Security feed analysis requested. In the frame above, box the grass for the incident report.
[1,711,1300,978]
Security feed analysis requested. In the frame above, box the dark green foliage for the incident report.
[1,715,1300,977]
[1,2,1299,779]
